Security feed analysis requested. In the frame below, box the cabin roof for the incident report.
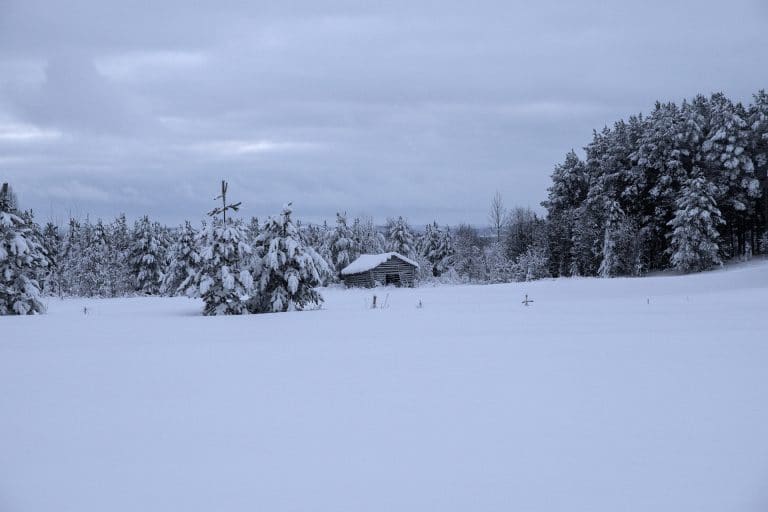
[341,252,419,276]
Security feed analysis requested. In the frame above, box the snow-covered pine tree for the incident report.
[79,219,115,297]
[327,212,359,275]
[129,216,165,295]
[188,181,254,315]
[418,222,454,276]
[246,217,260,244]
[353,216,385,254]
[386,216,416,258]
[598,200,624,278]
[109,214,132,296]
[250,203,325,313]
[418,222,440,266]
[667,171,724,272]
[0,183,47,315]
[192,218,254,315]
[59,218,82,296]
[699,93,759,257]
[40,222,61,295]
[161,221,201,296]
[542,150,589,276]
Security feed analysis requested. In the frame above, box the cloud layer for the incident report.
[1,0,767,225]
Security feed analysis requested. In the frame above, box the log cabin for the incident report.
[340,252,419,287]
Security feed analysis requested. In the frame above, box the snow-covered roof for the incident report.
[341,252,419,275]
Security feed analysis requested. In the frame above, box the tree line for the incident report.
[2,90,766,315]
[544,90,768,276]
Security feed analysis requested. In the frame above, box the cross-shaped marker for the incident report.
[522,294,534,306]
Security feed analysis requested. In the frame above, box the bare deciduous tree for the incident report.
[488,191,507,242]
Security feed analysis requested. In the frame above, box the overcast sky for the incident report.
[1,0,767,225]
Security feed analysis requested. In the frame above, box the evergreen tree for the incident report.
[109,214,132,296]
[40,222,61,295]
[79,219,115,296]
[129,216,164,294]
[0,184,46,315]
[161,221,201,296]
[250,203,325,313]
[386,216,416,257]
[352,216,385,254]
[327,212,359,274]
[192,218,254,315]
[188,181,254,315]
[668,172,724,272]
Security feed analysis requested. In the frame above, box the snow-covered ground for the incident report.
[2,260,768,512]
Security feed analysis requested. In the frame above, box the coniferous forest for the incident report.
[1,91,767,315]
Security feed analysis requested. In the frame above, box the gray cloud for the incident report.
[1,0,767,225]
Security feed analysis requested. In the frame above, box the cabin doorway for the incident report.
[385,273,401,286]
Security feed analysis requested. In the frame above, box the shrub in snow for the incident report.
[191,218,254,316]
[667,172,725,272]
[513,245,551,282]
[0,185,47,315]
[250,203,326,313]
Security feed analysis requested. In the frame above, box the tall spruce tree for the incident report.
[0,184,47,315]
[189,182,254,315]
[668,172,724,272]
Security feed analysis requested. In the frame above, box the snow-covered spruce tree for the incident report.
[58,218,82,296]
[667,171,724,272]
[598,200,624,278]
[353,216,386,254]
[40,222,61,295]
[192,218,254,315]
[542,150,589,276]
[250,203,325,313]
[246,217,260,244]
[129,215,165,295]
[109,214,132,296]
[79,219,116,297]
[386,216,416,258]
[327,212,359,275]
[161,221,201,296]
[187,181,254,315]
[419,222,455,276]
[0,183,47,315]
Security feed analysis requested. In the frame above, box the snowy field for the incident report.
[2,260,768,512]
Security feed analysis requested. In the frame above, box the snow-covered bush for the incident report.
[512,245,551,282]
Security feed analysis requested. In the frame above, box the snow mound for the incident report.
[340,252,419,275]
